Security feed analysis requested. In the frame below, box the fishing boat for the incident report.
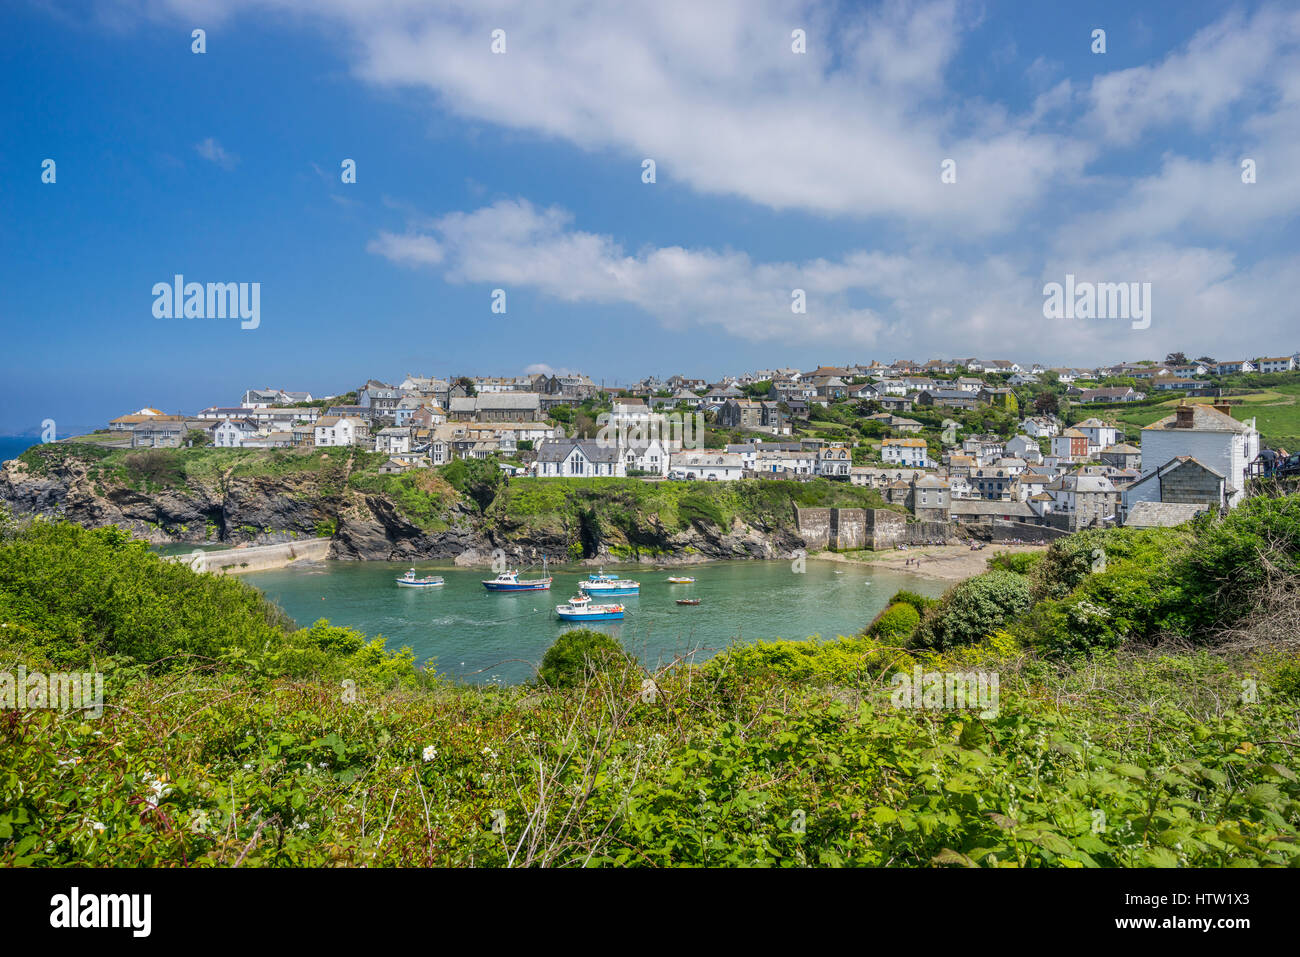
[578,572,640,596]
[675,598,701,606]
[483,558,552,591]
[396,568,444,588]
[666,576,695,584]
[555,594,625,622]
[483,570,552,591]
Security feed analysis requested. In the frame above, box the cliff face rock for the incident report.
[1,452,812,564]
[481,509,805,565]
[0,457,335,546]
[0,460,340,548]
[332,495,486,561]
[0,454,490,561]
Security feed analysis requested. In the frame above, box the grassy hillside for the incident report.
[2,496,1298,867]
[485,477,896,557]
[17,442,371,493]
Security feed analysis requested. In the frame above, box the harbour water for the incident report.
[244,559,949,685]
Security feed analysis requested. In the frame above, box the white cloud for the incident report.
[371,196,1300,364]
[100,1,1300,360]
[366,231,444,266]
[194,136,238,169]
[146,0,1084,231]
[1079,7,1300,145]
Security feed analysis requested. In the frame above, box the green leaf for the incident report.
[932,847,977,867]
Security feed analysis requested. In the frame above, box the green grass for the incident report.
[346,469,459,532]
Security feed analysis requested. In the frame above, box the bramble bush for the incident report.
[0,516,416,688]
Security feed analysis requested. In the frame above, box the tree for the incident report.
[1195,356,1216,365]
[453,376,477,397]
[1034,391,1059,415]
[1165,351,1188,365]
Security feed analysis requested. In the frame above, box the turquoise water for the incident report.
[244,560,949,685]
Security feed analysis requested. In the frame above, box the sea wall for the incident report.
[830,508,867,550]
[797,507,946,550]
[169,537,332,574]
[901,520,955,544]
[796,507,831,550]
[989,520,1071,543]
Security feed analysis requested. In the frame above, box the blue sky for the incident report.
[2,0,1299,435]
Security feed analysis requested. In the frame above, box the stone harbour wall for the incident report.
[168,537,332,574]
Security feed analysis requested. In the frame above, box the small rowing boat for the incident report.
[675,598,701,606]
[666,576,695,583]
[396,568,444,587]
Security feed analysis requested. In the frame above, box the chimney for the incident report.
[1175,403,1195,429]
[1213,402,1234,418]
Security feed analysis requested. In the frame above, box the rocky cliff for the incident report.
[0,444,890,563]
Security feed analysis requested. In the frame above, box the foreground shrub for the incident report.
[913,571,1032,650]
[0,517,415,686]
[986,551,1043,575]
[537,628,629,688]
[887,589,938,615]
[1019,560,1192,656]
[1029,527,1188,603]
[867,602,921,641]
[1179,494,1300,635]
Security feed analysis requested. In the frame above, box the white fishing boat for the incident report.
[555,594,625,622]
[579,568,640,596]
[484,557,552,591]
[396,568,444,588]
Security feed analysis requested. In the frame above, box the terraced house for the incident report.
[881,437,929,468]
[817,446,851,477]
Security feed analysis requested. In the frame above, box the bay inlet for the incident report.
[244,559,948,685]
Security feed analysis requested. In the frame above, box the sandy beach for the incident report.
[810,542,1047,583]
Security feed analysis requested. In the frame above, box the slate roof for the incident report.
[1125,501,1210,527]
[536,438,620,464]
